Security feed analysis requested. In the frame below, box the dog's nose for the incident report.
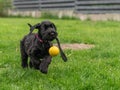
[50,32,56,36]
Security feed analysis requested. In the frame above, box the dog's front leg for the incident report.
[30,56,41,70]
[39,56,52,74]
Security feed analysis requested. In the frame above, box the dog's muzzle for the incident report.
[49,31,57,38]
[47,31,57,41]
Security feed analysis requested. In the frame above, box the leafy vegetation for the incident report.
[41,12,78,20]
[0,18,120,90]
[0,0,11,17]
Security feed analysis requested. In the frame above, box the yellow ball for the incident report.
[49,46,59,56]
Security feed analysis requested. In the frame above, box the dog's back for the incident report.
[21,34,35,54]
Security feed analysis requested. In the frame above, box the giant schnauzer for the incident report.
[20,21,67,74]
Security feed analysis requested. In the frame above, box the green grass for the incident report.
[0,18,120,90]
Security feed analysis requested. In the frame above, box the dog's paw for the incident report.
[40,69,48,74]
[39,64,48,74]
[21,63,28,68]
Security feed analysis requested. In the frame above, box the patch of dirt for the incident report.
[54,43,95,50]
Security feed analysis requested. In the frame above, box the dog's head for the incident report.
[28,21,58,41]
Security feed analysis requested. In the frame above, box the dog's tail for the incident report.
[28,23,32,28]
[27,23,34,34]
[56,38,67,62]
[27,23,41,35]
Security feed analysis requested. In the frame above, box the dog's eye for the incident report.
[50,24,53,28]
[44,25,48,30]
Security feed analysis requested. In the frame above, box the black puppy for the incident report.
[20,21,67,74]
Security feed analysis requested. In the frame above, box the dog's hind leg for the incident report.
[29,60,33,68]
[20,40,28,68]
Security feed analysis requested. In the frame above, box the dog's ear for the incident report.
[28,23,41,34]
[52,23,57,30]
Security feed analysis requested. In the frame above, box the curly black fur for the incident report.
[20,21,58,74]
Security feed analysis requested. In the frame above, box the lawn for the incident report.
[0,18,120,90]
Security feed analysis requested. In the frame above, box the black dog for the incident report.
[20,21,67,74]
